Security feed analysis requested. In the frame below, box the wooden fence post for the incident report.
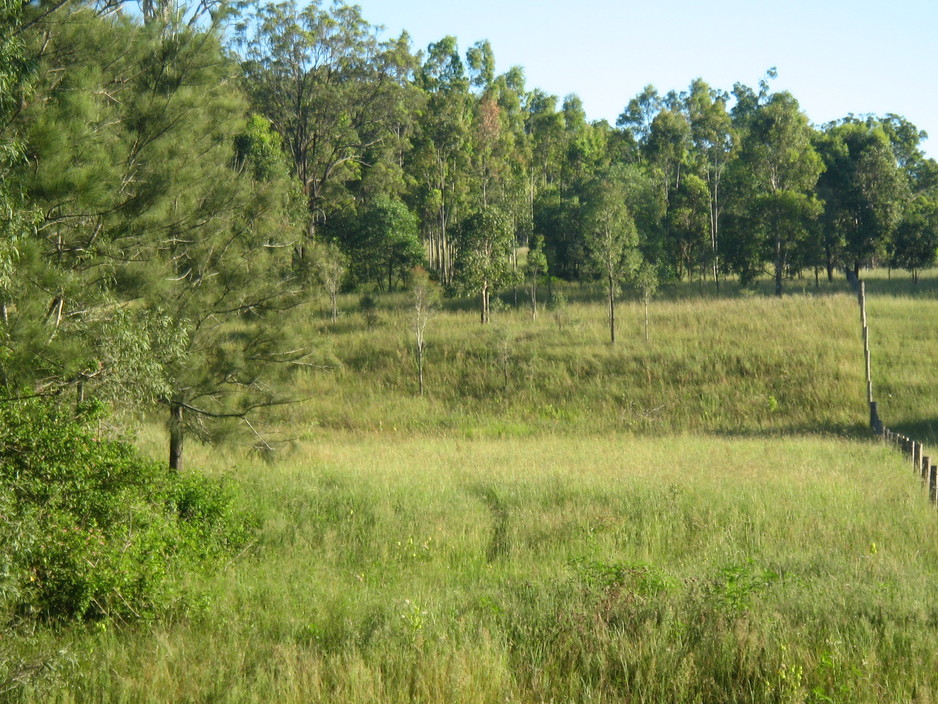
[930,465,937,503]
[922,456,930,484]
[859,281,866,324]
[870,401,883,435]
[863,327,873,405]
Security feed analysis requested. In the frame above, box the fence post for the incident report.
[859,281,866,323]
[930,465,937,503]
[870,401,883,435]
[922,456,930,485]
[913,441,922,473]
[863,327,873,405]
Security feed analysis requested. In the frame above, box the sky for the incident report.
[349,0,937,158]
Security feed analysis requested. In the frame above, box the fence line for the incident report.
[846,270,938,504]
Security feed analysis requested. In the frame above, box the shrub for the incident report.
[0,399,252,625]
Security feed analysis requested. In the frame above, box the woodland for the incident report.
[2,0,937,454]
[3,0,938,678]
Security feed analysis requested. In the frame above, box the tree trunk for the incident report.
[774,236,783,298]
[644,297,649,342]
[608,275,616,344]
[480,282,488,324]
[417,345,424,396]
[169,403,184,472]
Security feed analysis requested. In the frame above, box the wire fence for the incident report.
[846,270,938,503]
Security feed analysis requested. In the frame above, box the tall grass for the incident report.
[273,281,868,439]
[860,269,938,442]
[13,434,938,703]
[9,271,938,702]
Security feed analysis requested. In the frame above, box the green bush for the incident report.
[0,399,252,624]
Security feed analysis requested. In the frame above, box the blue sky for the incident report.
[351,0,936,157]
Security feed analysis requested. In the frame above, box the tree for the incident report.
[411,269,439,396]
[526,234,548,319]
[635,260,659,342]
[583,171,640,343]
[408,36,472,283]
[340,195,423,290]
[685,79,735,286]
[617,84,662,147]
[235,0,419,255]
[732,92,823,295]
[890,195,938,282]
[308,240,348,322]
[13,10,302,470]
[818,121,905,275]
[454,206,516,323]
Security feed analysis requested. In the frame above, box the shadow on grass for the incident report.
[860,268,938,299]
[881,419,938,446]
[669,420,871,442]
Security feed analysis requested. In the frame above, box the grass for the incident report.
[8,268,938,702]
[12,434,938,703]
[860,270,938,442]
[274,278,869,439]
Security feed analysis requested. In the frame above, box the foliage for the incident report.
[0,399,252,625]
[6,9,303,468]
[339,195,424,290]
[890,195,938,280]
[582,168,641,342]
[454,206,518,323]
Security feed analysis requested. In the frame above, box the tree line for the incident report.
[2,0,937,467]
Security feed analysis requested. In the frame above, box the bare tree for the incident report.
[412,270,439,396]
[311,241,348,323]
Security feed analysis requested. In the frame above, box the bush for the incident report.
[0,399,252,625]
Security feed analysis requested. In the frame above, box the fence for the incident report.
[846,270,938,504]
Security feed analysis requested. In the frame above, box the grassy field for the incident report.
[277,279,871,439]
[861,270,938,442]
[8,270,938,703]
[13,435,938,703]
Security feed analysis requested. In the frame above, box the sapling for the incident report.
[412,270,439,396]
[635,261,659,342]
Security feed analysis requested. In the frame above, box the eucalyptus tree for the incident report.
[816,120,905,276]
[526,89,565,191]
[617,84,662,148]
[583,168,641,344]
[731,91,823,295]
[685,79,735,285]
[338,194,423,291]
[525,234,547,319]
[537,95,612,281]
[644,108,694,276]
[235,0,420,258]
[454,206,516,324]
[890,195,938,282]
[408,36,473,283]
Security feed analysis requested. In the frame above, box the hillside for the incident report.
[270,280,869,440]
